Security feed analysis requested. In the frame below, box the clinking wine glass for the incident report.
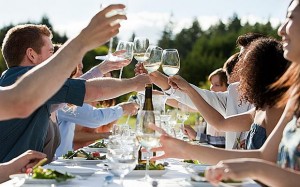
[115,41,134,78]
[143,45,163,73]
[100,1,128,60]
[133,37,150,63]
[136,110,160,181]
[161,49,180,95]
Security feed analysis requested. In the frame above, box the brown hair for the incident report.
[223,52,239,82]
[1,24,52,68]
[208,68,228,87]
[237,38,291,109]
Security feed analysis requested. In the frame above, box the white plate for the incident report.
[186,164,211,173]
[44,165,96,177]
[83,147,107,153]
[9,174,73,184]
[52,158,105,166]
[126,169,167,177]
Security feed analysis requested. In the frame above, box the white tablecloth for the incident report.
[1,159,260,187]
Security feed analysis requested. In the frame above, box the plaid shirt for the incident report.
[197,133,225,148]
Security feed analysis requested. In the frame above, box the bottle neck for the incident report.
[143,86,154,110]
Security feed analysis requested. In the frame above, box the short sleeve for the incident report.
[47,78,86,106]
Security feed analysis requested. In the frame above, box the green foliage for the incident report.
[0,14,280,104]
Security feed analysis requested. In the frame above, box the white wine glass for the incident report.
[107,135,138,187]
[133,37,150,63]
[161,49,180,96]
[143,46,163,73]
[115,41,134,78]
[161,49,180,76]
[99,0,128,60]
[136,110,160,181]
[176,103,190,140]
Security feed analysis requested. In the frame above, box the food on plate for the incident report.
[88,139,107,148]
[63,150,106,160]
[183,159,200,164]
[134,163,165,170]
[31,166,74,182]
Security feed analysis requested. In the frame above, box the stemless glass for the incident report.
[115,41,134,78]
[107,135,138,186]
[143,46,163,73]
[133,37,150,63]
[136,110,160,181]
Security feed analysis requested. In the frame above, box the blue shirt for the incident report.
[55,103,123,156]
[246,123,267,150]
[0,66,86,162]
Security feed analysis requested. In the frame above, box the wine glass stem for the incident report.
[120,175,125,187]
[145,149,151,180]
[119,67,123,79]
[108,38,113,55]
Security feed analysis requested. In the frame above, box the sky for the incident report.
[0,0,289,44]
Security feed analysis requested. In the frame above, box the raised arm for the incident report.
[84,74,150,102]
[0,4,127,120]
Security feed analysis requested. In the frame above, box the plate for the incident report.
[83,147,107,153]
[44,165,97,177]
[185,164,211,173]
[9,174,73,184]
[126,169,168,177]
[52,158,105,166]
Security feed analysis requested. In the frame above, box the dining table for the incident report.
[1,157,261,187]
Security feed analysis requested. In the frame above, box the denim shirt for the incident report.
[0,66,86,162]
[55,104,123,157]
[246,123,267,150]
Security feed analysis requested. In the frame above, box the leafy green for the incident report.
[32,167,75,182]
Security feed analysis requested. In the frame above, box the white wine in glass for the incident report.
[143,46,163,73]
[161,49,180,76]
[133,37,150,62]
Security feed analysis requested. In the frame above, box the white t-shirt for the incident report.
[167,82,253,149]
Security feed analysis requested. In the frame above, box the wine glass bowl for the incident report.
[115,40,134,78]
[161,49,180,76]
[133,37,150,62]
[107,135,138,186]
[143,46,163,73]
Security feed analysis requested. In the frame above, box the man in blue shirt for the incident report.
[0,24,150,163]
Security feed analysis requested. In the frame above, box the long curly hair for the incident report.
[237,38,291,109]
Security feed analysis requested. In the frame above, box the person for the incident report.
[184,53,238,145]
[151,38,290,164]
[135,33,265,149]
[73,72,119,150]
[0,150,46,183]
[203,1,300,186]
[55,65,139,157]
[208,68,228,92]
[0,23,150,162]
[0,4,127,121]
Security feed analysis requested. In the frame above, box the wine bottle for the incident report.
[138,84,156,164]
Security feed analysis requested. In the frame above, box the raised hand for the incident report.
[79,4,127,51]
[168,75,191,92]
[98,50,131,74]
[183,125,197,140]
